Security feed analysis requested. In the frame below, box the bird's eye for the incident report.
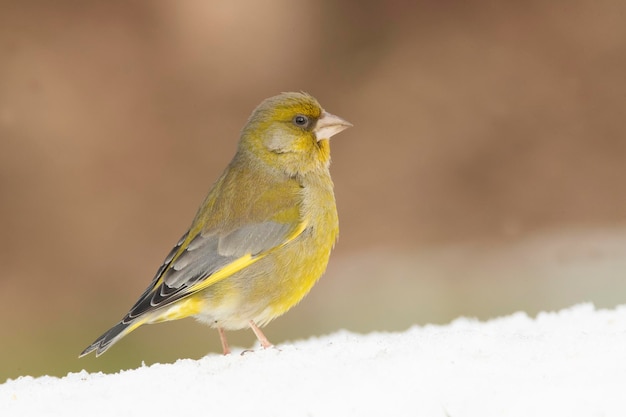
[293,115,309,127]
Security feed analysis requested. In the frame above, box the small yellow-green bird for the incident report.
[80,92,351,357]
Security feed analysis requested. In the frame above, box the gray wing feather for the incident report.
[218,221,292,257]
[165,234,234,288]
[163,221,293,289]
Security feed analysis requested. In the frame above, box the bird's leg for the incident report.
[217,326,231,355]
[249,320,273,349]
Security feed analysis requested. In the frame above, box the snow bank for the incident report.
[1,303,624,417]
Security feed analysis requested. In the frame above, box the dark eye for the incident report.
[293,114,309,127]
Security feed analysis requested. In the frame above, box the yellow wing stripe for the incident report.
[184,218,309,294]
[148,218,309,300]
[189,253,257,293]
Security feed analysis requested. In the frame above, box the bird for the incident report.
[80,92,352,357]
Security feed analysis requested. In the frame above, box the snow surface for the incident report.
[1,303,625,417]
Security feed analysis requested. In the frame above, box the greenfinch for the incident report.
[80,92,351,357]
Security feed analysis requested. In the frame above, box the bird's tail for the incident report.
[79,318,146,357]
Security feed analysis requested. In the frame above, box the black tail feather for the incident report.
[79,320,137,357]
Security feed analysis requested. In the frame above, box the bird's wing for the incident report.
[79,174,306,357]
[123,207,307,322]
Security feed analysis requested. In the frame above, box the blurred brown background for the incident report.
[2,0,626,380]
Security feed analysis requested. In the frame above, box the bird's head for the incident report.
[239,92,352,176]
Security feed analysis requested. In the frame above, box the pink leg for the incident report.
[249,320,273,349]
[217,327,231,355]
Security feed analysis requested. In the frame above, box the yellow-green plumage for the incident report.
[80,92,351,357]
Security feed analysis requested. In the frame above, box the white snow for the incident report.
[1,303,625,417]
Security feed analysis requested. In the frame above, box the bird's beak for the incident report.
[314,111,353,141]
